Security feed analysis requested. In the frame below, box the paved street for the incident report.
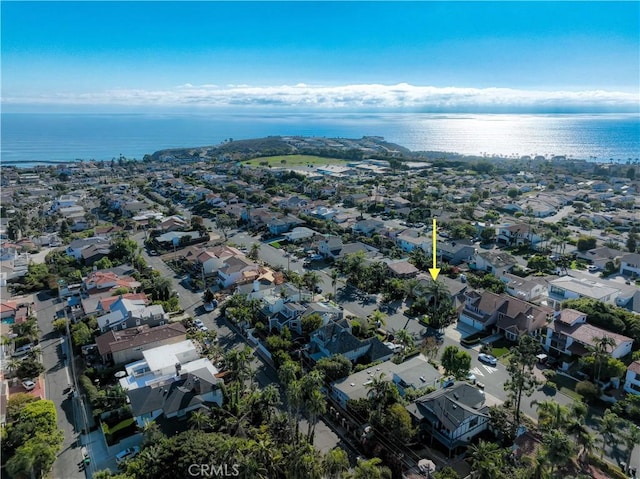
[34,290,87,479]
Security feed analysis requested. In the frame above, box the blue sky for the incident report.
[2,1,639,112]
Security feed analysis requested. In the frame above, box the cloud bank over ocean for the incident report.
[3,83,639,113]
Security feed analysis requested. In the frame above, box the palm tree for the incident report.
[541,430,575,477]
[188,409,210,430]
[350,457,392,479]
[322,448,349,479]
[305,388,326,442]
[330,269,339,298]
[303,271,321,301]
[248,242,261,261]
[468,440,505,479]
[395,329,414,354]
[591,335,616,385]
[532,400,569,432]
[622,423,640,472]
[287,379,305,441]
[597,409,621,459]
[369,309,387,330]
[425,279,452,332]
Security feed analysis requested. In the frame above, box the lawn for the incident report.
[550,374,583,401]
[244,155,347,167]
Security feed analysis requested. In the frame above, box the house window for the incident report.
[136,319,141,326]
[469,417,479,428]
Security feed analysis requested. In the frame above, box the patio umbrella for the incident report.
[418,459,436,474]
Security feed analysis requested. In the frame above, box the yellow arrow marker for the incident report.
[429,218,441,281]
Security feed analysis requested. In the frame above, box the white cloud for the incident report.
[3,83,638,111]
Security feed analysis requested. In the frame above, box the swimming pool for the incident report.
[1,317,15,325]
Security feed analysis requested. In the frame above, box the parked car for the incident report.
[466,372,477,384]
[12,344,34,358]
[587,265,598,272]
[478,353,497,366]
[22,380,36,391]
[194,319,204,328]
[116,446,140,464]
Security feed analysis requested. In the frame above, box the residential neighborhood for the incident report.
[1,136,639,479]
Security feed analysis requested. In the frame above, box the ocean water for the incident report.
[1,112,639,166]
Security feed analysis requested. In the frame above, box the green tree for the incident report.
[627,226,638,253]
[468,440,506,479]
[216,214,237,241]
[621,422,640,471]
[576,236,597,252]
[504,335,539,424]
[314,355,352,382]
[597,409,621,459]
[301,313,323,336]
[322,447,349,479]
[480,228,496,244]
[440,345,472,379]
[541,430,575,476]
[71,321,93,348]
[16,358,44,380]
[350,457,392,479]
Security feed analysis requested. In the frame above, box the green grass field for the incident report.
[244,155,347,167]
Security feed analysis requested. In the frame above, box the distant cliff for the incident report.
[148,135,411,162]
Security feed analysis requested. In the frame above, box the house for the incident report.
[396,230,425,253]
[547,274,621,309]
[95,323,187,365]
[83,271,141,295]
[268,302,307,335]
[500,273,549,302]
[343,193,368,206]
[577,246,627,270]
[624,361,640,395]
[81,292,148,318]
[352,219,384,237]
[155,231,203,247]
[267,215,304,235]
[127,370,222,427]
[282,227,319,243]
[308,206,337,220]
[620,253,640,277]
[330,355,441,409]
[459,291,553,338]
[306,320,394,364]
[158,216,188,232]
[437,241,476,266]
[81,243,112,265]
[217,256,260,288]
[66,237,110,260]
[318,237,379,261]
[406,383,491,456]
[497,224,542,247]
[471,251,517,277]
[387,261,419,278]
[543,309,634,370]
[97,296,168,333]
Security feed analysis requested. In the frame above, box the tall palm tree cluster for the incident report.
[470,401,640,479]
[100,346,391,479]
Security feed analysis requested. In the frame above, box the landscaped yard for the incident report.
[549,373,583,401]
[244,155,347,167]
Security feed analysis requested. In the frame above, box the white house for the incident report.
[547,274,621,309]
[120,341,222,427]
[624,361,640,395]
[620,253,640,277]
[543,309,634,370]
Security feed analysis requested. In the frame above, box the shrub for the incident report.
[575,380,599,401]
[541,369,556,381]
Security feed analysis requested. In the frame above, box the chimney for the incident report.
[175,362,182,377]
[192,377,201,394]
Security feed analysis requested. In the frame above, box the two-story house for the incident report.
[97,296,168,333]
[352,219,385,237]
[306,320,394,364]
[620,253,640,277]
[471,251,518,277]
[406,383,491,457]
[119,340,223,427]
[547,274,621,309]
[543,308,634,370]
[95,322,187,365]
[66,236,110,260]
[459,291,552,339]
[624,361,640,395]
[497,223,542,247]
